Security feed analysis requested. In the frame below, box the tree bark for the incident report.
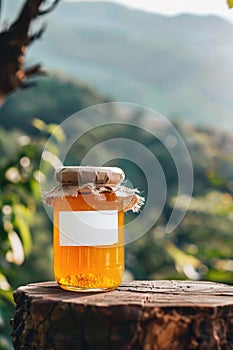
[11,280,233,350]
[0,0,60,104]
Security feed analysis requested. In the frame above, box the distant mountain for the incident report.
[2,1,233,129]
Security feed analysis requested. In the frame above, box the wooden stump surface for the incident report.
[12,280,233,350]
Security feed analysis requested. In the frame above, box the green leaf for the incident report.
[228,0,233,8]
[47,124,66,142]
[31,118,46,131]
[165,241,201,279]
[13,205,32,256]
[0,290,14,305]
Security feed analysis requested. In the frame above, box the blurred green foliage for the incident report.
[0,124,55,349]
[0,75,109,134]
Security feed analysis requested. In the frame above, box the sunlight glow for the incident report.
[67,0,233,22]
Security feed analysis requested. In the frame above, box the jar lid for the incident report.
[55,166,125,185]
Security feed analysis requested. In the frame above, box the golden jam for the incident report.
[53,190,124,292]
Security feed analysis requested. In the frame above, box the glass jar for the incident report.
[51,166,126,292]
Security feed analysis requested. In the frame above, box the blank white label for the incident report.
[59,210,118,246]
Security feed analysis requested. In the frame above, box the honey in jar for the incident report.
[44,166,142,292]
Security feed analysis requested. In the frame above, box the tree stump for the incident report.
[11,280,233,350]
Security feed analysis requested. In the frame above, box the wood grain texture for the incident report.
[11,281,233,350]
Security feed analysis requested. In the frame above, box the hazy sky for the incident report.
[70,0,233,22]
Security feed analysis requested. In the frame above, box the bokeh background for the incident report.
[1,1,233,348]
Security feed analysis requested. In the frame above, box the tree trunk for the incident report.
[11,280,233,350]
